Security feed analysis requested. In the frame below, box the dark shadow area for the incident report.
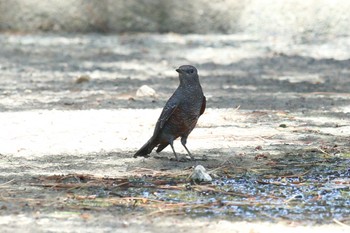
[1,149,349,225]
[1,54,349,114]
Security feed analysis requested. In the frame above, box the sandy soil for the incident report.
[0,33,349,232]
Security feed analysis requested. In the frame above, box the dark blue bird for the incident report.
[134,65,206,161]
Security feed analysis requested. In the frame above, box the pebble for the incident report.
[190,165,212,182]
[136,85,156,97]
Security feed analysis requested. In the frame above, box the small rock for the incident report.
[190,165,212,183]
[61,98,74,105]
[75,75,91,84]
[136,85,156,97]
[122,221,129,227]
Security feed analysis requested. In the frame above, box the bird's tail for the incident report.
[156,143,169,153]
[133,138,156,158]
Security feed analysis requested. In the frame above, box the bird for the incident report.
[134,65,206,161]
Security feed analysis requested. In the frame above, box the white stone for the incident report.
[136,85,156,97]
[190,165,212,182]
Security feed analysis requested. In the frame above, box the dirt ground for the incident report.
[0,33,349,232]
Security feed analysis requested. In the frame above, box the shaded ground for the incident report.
[0,33,349,232]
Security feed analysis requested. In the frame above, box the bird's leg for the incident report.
[169,141,179,161]
[181,137,194,161]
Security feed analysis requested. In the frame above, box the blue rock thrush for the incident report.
[134,65,206,161]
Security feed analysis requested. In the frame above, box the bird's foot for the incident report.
[133,154,150,158]
[173,155,208,162]
[153,155,168,160]
[170,156,193,162]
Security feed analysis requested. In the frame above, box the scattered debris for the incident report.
[23,155,350,224]
[254,153,269,160]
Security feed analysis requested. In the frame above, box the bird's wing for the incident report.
[153,100,178,136]
[200,96,206,115]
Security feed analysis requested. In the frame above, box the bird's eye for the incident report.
[189,69,194,74]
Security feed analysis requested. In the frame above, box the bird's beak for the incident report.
[176,68,182,74]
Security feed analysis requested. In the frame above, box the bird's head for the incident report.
[176,65,199,86]
[176,65,198,76]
